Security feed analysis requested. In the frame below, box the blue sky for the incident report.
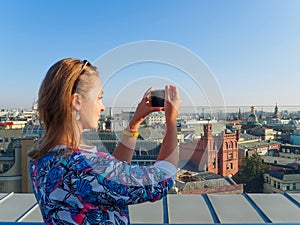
[1,0,300,109]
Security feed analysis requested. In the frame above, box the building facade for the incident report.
[264,170,300,193]
[179,123,239,177]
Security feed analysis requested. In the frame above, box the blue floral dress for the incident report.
[29,146,176,225]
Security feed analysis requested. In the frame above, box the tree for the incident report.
[236,152,270,193]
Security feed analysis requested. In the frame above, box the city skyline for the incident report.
[1,0,300,108]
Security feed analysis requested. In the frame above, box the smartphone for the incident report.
[150,89,165,107]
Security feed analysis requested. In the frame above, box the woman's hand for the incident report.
[129,87,163,131]
[164,85,181,124]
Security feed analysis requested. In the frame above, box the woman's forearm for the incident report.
[157,121,179,166]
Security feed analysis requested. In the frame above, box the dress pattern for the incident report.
[29,147,174,225]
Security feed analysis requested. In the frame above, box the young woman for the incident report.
[28,58,181,225]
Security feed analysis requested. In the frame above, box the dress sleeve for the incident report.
[75,151,176,206]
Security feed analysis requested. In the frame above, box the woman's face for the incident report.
[79,76,105,130]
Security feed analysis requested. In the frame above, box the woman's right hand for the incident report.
[164,85,181,123]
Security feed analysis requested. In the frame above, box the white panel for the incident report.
[209,194,265,223]
[250,194,300,223]
[289,193,300,203]
[0,193,37,221]
[17,204,43,222]
[168,194,214,224]
[129,200,163,224]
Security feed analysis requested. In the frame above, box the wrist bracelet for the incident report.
[123,129,139,138]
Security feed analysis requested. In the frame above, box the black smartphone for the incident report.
[150,89,165,107]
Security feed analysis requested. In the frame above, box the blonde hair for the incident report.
[28,58,98,159]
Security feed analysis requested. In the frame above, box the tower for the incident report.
[238,108,242,120]
[218,130,239,177]
[273,103,280,119]
[200,123,218,173]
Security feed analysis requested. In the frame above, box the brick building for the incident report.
[179,123,239,177]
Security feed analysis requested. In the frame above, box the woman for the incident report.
[28,58,181,225]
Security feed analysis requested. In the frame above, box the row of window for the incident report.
[281,148,300,154]
[0,137,14,143]
[265,176,298,191]
[225,141,237,149]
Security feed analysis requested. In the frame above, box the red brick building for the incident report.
[179,123,239,177]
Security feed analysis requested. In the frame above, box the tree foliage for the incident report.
[236,152,270,193]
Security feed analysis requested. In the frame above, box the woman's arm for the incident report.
[157,85,181,167]
[112,88,162,162]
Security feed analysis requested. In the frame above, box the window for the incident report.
[292,183,296,190]
[227,163,233,170]
[265,176,268,183]
[212,158,216,169]
[228,153,233,159]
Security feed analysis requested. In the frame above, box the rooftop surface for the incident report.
[0,192,299,224]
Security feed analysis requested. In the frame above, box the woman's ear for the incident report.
[71,93,82,111]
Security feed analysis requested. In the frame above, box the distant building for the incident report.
[264,170,300,193]
[247,127,275,140]
[247,106,260,126]
[174,170,243,194]
[179,123,239,177]
[290,130,300,145]
[0,129,23,151]
[280,144,300,158]
[239,139,281,156]
[0,137,35,193]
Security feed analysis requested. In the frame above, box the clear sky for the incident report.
[1,0,300,109]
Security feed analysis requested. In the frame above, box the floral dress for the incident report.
[29,146,176,225]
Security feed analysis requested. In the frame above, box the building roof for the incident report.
[0,192,300,224]
[261,156,299,166]
[266,170,300,181]
[239,140,281,150]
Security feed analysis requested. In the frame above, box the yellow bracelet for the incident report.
[123,129,139,138]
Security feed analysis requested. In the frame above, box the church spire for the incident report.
[273,102,280,119]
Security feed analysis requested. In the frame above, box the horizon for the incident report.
[1,1,300,108]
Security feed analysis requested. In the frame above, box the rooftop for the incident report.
[0,192,299,224]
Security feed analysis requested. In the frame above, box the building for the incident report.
[264,170,300,193]
[175,170,243,194]
[179,123,239,177]
[0,129,22,150]
[0,137,35,193]
[239,139,281,157]
[290,130,300,145]
[280,144,300,160]
[247,106,260,126]
[147,112,166,125]
[248,127,275,140]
